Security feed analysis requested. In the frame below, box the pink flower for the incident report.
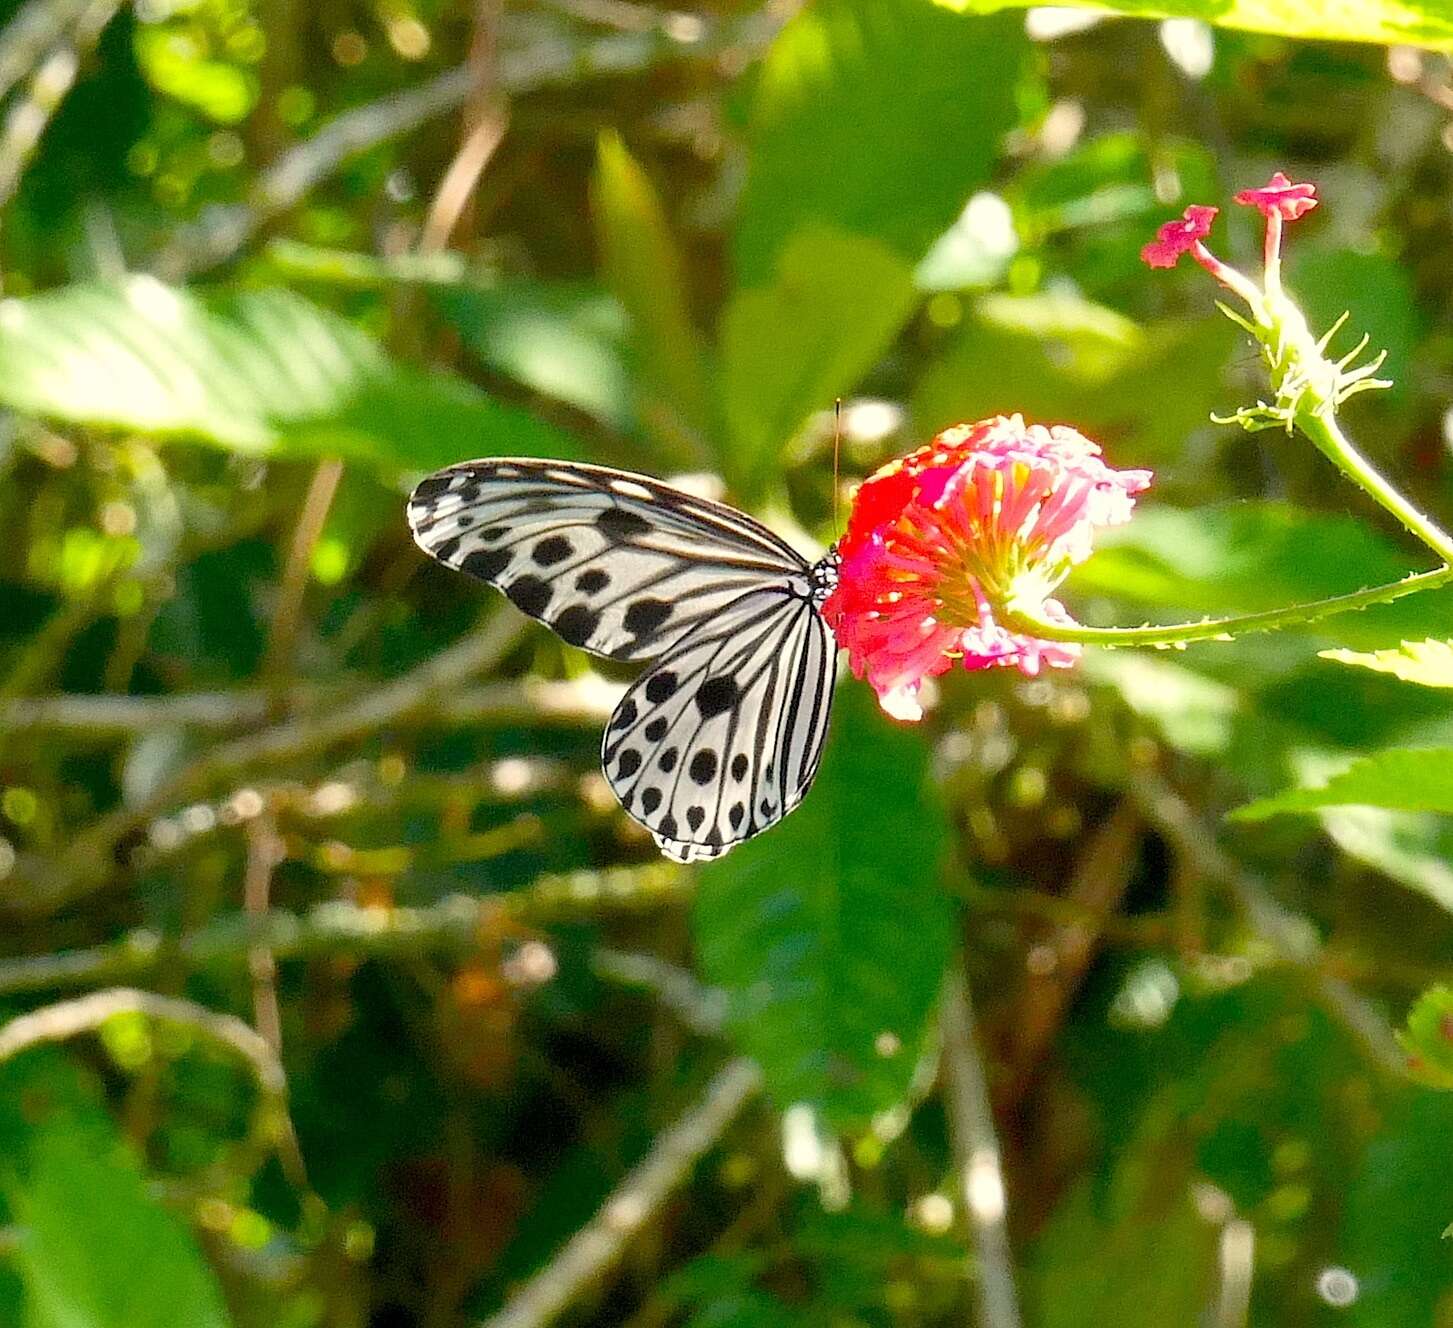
[1235,172,1317,279]
[1234,172,1317,221]
[1140,205,1218,269]
[824,416,1152,721]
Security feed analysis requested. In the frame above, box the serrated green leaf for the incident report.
[1396,985,1453,1089]
[1230,748,1453,821]
[721,225,917,496]
[0,278,578,473]
[932,0,1453,50]
[693,685,952,1134]
[1320,639,1453,688]
[8,1125,231,1328]
[591,131,714,464]
[734,0,1022,284]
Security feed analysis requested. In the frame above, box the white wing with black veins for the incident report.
[407,458,809,662]
[600,585,837,863]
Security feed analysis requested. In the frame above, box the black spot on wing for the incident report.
[686,806,705,831]
[554,603,600,647]
[689,750,718,785]
[658,748,678,773]
[597,506,652,540]
[576,569,610,594]
[642,788,662,813]
[611,699,637,730]
[644,718,668,741]
[695,676,738,718]
[623,598,672,637]
[646,672,678,703]
[616,749,642,778]
[532,535,573,566]
[731,754,748,781]
[461,547,511,581]
[506,576,550,618]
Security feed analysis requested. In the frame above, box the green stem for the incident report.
[1296,408,1453,564]
[1006,563,1453,647]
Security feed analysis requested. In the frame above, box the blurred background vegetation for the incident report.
[4,0,1453,1324]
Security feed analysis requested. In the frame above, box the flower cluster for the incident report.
[1141,171,1388,428]
[824,416,1151,721]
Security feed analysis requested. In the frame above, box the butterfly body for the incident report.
[408,458,840,862]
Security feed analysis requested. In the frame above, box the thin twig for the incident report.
[0,0,90,104]
[1210,1218,1255,1328]
[941,958,1023,1328]
[7,611,527,916]
[0,867,692,997]
[260,457,345,706]
[242,818,285,1053]
[0,0,120,210]
[477,1057,762,1328]
[419,0,507,254]
[0,988,286,1100]
[0,675,616,735]
[1004,801,1142,1099]
[156,9,781,277]
[1128,768,1408,1076]
[592,948,726,1037]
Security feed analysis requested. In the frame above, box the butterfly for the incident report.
[407,458,840,863]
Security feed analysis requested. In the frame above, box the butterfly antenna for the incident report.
[832,397,842,532]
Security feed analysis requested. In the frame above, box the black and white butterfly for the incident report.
[407,458,840,863]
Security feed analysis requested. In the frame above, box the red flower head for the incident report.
[1140,205,1218,270]
[1234,172,1317,222]
[824,416,1152,721]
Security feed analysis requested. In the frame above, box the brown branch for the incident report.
[419,0,508,254]
[942,958,1023,1328]
[0,0,120,211]
[476,1058,762,1328]
[1128,767,1407,1077]
[0,987,287,1100]
[0,675,616,735]
[260,457,346,706]
[0,865,693,996]
[155,9,783,278]
[1002,800,1143,1100]
[6,610,527,917]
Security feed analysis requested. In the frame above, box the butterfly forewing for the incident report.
[408,457,839,861]
[601,585,836,863]
[407,458,809,662]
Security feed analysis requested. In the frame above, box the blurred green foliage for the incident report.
[3,0,1453,1326]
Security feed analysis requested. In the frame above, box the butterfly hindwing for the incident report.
[601,584,837,862]
[407,458,809,662]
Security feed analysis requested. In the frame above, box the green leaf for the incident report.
[734,0,1022,284]
[932,0,1453,50]
[436,281,632,429]
[1343,1092,1453,1325]
[720,225,917,494]
[8,1126,231,1328]
[0,278,578,473]
[913,299,1235,466]
[591,131,714,463]
[1397,985,1453,1089]
[693,685,952,1134]
[1320,639,1453,688]
[1290,248,1420,404]
[1230,748,1453,820]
